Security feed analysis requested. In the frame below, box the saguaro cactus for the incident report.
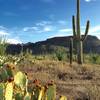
[72,0,90,64]
[69,38,73,65]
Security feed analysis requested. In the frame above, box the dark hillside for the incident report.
[6,35,100,54]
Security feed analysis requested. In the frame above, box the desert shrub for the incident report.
[83,54,100,64]
[55,47,67,61]
[34,55,45,60]
[90,54,100,64]
[0,37,8,56]
[55,51,65,61]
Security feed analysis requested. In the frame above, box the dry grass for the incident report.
[18,59,100,100]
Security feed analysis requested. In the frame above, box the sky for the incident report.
[0,0,100,44]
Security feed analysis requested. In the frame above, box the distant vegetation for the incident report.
[6,35,100,55]
[4,35,100,64]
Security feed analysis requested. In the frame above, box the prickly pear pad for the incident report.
[5,82,13,100]
[14,71,27,91]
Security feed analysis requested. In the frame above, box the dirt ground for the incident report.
[18,60,100,100]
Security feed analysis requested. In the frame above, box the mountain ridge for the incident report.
[6,35,100,54]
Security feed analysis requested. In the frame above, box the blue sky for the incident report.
[0,0,100,44]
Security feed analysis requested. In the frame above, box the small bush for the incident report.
[0,37,7,56]
[90,54,100,64]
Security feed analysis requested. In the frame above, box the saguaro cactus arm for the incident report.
[72,16,76,37]
[81,20,90,41]
[77,0,81,36]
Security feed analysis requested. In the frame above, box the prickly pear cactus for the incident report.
[0,67,8,82]
[0,63,15,82]
[6,67,13,78]
[59,95,67,100]
[0,64,67,100]
[46,84,56,100]
[32,86,41,100]
[14,71,27,91]
[32,84,46,100]
[0,83,5,100]
[38,86,45,100]
[14,93,24,100]
[24,92,31,100]
[5,82,13,100]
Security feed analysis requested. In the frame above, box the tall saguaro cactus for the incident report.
[72,0,90,64]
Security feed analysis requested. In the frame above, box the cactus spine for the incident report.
[72,0,90,64]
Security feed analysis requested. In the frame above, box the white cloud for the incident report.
[23,21,54,33]
[0,26,7,30]
[0,30,9,35]
[58,20,67,25]
[23,25,53,33]
[43,26,52,32]
[0,26,10,36]
[36,21,52,26]
[0,26,21,44]
[59,28,72,32]
[23,27,38,32]
[97,36,100,39]
[50,33,67,38]
[85,0,96,2]
[57,25,100,40]
[49,28,72,38]
[89,25,100,33]
[22,20,69,35]
[80,25,100,39]
[7,38,22,44]
[85,0,91,2]
[49,32,72,39]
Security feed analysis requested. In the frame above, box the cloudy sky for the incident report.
[0,0,100,44]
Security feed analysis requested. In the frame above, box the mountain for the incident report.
[6,35,100,55]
